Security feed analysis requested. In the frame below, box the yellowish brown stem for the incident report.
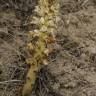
[22,0,59,96]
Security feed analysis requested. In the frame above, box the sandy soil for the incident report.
[0,0,96,96]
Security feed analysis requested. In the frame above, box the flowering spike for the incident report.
[22,0,60,96]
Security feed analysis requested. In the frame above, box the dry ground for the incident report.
[0,0,96,96]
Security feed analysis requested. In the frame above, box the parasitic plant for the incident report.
[22,0,60,96]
